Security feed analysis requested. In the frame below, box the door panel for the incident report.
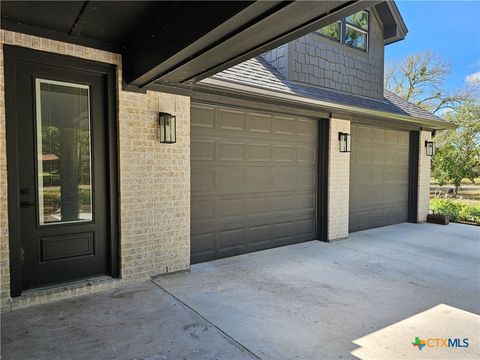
[191,103,318,263]
[349,124,409,232]
[8,53,114,291]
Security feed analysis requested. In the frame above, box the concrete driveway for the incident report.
[2,223,479,359]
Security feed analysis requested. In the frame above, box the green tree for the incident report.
[432,100,480,195]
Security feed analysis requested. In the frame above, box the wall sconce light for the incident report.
[159,112,176,144]
[338,132,351,152]
[425,140,435,156]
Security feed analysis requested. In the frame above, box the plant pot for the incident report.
[427,214,449,225]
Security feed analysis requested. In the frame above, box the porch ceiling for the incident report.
[1,0,382,89]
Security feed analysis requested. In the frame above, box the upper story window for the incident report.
[317,21,341,42]
[315,10,369,52]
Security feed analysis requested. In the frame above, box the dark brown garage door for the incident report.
[349,124,409,232]
[191,103,318,263]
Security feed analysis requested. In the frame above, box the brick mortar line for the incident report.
[150,280,262,360]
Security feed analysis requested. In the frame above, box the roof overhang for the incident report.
[148,77,455,131]
[374,1,408,45]
[1,0,385,89]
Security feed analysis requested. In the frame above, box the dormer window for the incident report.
[317,21,341,42]
[316,10,369,52]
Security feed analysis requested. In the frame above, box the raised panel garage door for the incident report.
[191,103,318,263]
[349,124,409,232]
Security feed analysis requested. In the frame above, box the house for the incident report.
[0,1,453,310]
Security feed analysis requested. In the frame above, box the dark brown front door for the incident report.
[5,46,118,294]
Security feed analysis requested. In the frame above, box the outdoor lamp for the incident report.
[338,132,351,152]
[425,140,435,156]
[159,112,176,143]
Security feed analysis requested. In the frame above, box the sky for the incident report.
[385,1,480,93]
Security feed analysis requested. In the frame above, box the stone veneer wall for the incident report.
[328,117,351,240]
[417,130,432,223]
[262,10,384,99]
[0,30,190,311]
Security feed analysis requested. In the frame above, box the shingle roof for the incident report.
[210,56,443,123]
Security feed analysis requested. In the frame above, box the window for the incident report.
[316,10,369,52]
[316,21,341,42]
[345,11,368,51]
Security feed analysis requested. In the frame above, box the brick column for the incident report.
[328,116,351,240]
[417,130,432,222]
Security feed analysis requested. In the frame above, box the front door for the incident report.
[5,47,118,294]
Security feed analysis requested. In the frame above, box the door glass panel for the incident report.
[35,79,92,225]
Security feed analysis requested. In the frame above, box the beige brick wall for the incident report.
[418,130,432,222]
[0,30,190,311]
[328,117,351,240]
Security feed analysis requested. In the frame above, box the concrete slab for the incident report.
[1,281,257,360]
[155,223,480,360]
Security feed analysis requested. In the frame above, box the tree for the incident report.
[431,100,480,195]
[384,51,474,114]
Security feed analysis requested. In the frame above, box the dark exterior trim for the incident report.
[4,45,120,296]
[317,118,329,241]
[1,19,120,53]
[408,131,419,223]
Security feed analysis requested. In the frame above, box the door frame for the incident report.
[4,45,119,297]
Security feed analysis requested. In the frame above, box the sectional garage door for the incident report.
[349,124,409,232]
[191,103,318,263]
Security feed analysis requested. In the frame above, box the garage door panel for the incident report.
[216,168,245,193]
[247,143,272,161]
[372,128,385,143]
[273,221,296,239]
[297,169,316,187]
[296,194,315,211]
[273,168,297,189]
[192,199,215,223]
[247,225,271,245]
[191,140,215,161]
[356,148,371,164]
[297,146,316,163]
[274,116,295,135]
[218,198,245,220]
[191,104,215,129]
[218,108,246,132]
[357,126,371,142]
[349,124,409,232]
[191,233,215,258]
[274,145,295,162]
[219,228,245,250]
[246,168,272,191]
[192,103,318,263]
[219,142,245,161]
[191,169,215,194]
[248,113,272,134]
[297,119,317,138]
[297,218,315,236]
[398,131,409,144]
[246,197,272,216]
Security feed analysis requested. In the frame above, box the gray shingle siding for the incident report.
[261,10,384,99]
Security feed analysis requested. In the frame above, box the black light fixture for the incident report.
[425,140,435,156]
[338,132,351,152]
[159,112,176,143]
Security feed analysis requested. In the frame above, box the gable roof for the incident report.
[201,56,453,129]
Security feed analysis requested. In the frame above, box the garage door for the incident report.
[191,103,318,263]
[349,124,409,232]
